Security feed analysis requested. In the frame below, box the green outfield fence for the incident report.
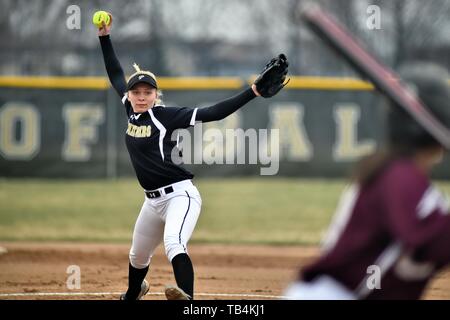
[0,76,449,179]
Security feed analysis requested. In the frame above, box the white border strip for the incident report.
[0,291,286,299]
[148,108,167,161]
[190,108,198,126]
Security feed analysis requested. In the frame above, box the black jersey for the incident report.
[123,96,197,190]
[99,35,256,191]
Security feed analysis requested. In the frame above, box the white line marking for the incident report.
[0,291,286,299]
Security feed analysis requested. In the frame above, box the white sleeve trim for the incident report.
[321,184,359,253]
[190,108,198,126]
[121,93,128,104]
[417,186,450,219]
[148,109,167,161]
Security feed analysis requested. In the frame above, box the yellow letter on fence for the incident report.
[62,104,104,161]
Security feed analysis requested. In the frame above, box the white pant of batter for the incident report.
[129,179,202,269]
[283,276,356,300]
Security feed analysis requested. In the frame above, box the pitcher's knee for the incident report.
[129,250,151,269]
[164,236,187,262]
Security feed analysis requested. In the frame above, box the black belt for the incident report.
[145,186,174,199]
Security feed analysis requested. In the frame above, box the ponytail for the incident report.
[352,150,392,186]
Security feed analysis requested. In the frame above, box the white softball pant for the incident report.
[129,179,202,269]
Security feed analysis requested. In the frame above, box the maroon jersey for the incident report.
[301,158,450,299]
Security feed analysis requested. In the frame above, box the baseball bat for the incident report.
[300,5,450,149]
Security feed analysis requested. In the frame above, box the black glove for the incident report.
[254,54,289,98]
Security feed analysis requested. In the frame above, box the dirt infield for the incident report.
[0,242,449,300]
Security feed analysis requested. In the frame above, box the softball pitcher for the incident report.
[96,13,288,300]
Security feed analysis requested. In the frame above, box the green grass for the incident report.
[1,178,450,245]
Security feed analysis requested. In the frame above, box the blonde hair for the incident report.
[128,63,164,106]
[128,63,157,83]
[155,89,164,106]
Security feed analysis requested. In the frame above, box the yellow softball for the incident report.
[92,11,111,28]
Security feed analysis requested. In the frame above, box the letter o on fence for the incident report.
[0,102,40,160]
